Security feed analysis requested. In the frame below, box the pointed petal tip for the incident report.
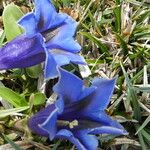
[18,12,37,36]
[53,67,84,103]
[92,76,117,86]
[57,66,82,82]
[86,76,117,110]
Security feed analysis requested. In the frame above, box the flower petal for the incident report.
[47,13,68,29]
[18,12,37,36]
[76,111,127,136]
[50,49,86,66]
[74,117,127,136]
[28,104,56,137]
[0,34,45,70]
[78,86,96,100]
[46,17,81,53]
[75,132,98,150]
[53,68,83,104]
[34,0,66,31]
[89,125,128,135]
[56,129,86,150]
[44,49,85,79]
[80,110,125,128]
[55,96,64,114]
[82,77,117,112]
[40,105,58,140]
[44,52,58,79]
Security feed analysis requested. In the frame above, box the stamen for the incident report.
[57,120,78,129]
[69,120,78,129]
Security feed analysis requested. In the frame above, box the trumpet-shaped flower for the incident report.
[0,0,85,78]
[29,68,128,150]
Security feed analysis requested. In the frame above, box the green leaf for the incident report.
[2,4,24,41]
[137,131,148,150]
[134,86,150,93]
[0,106,29,118]
[80,31,109,53]
[62,0,69,6]
[113,5,121,33]
[136,115,150,134]
[2,133,22,150]
[86,59,104,65]
[121,62,141,121]
[52,140,62,150]
[0,86,28,107]
[115,33,128,55]
[135,125,148,150]
[141,129,150,144]
[31,92,46,106]
[26,64,42,78]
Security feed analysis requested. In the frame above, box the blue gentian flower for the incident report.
[0,0,85,78]
[29,68,128,150]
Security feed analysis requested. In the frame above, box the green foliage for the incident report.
[80,31,109,54]
[0,106,29,118]
[2,4,24,41]
[0,86,28,107]
[26,65,42,79]
[30,92,46,106]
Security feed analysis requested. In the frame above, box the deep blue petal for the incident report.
[81,111,117,125]
[76,111,127,135]
[18,12,37,36]
[92,77,117,109]
[78,86,96,100]
[56,129,86,150]
[59,107,125,133]
[28,104,56,137]
[72,118,127,136]
[47,37,81,53]
[40,106,58,140]
[47,13,68,29]
[34,0,66,32]
[50,49,86,66]
[44,52,58,79]
[44,50,85,79]
[75,132,98,150]
[82,77,117,112]
[89,125,128,135]
[34,0,56,30]
[55,96,64,114]
[79,110,124,128]
[53,68,83,104]
[46,17,81,53]
[0,34,45,70]
[18,1,67,35]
